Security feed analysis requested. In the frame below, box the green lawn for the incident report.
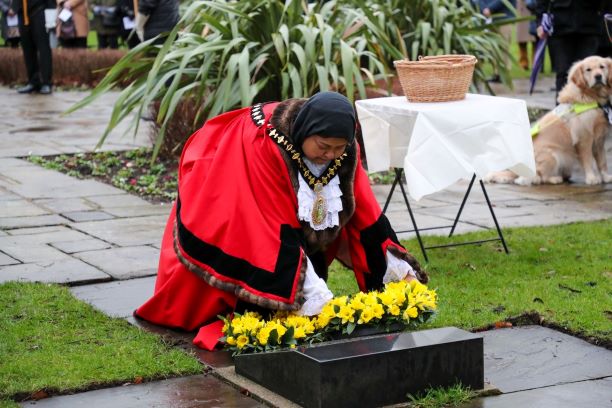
[1,223,608,406]
[0,282,202,404]
[328,219,612,345]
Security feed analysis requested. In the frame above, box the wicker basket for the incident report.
[393,54,477,103]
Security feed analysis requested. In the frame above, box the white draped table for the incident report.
[355,94,536,260]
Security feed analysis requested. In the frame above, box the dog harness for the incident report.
[530,102,602,138]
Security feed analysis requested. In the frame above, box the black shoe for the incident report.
[39,85,52,95]
[17,83,40,94]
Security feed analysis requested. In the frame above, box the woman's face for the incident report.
[301,135,348,165]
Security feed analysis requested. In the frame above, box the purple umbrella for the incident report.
[529,12,554,95]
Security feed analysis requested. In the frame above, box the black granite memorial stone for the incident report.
[234,326,483,408]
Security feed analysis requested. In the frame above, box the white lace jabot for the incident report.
[297,158,343,230]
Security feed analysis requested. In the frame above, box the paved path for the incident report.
[0,79,611,407]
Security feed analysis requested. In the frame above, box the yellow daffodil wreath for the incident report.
[220,280,437,355]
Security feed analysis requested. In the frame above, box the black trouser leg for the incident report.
[108,34,118,49]
[30,9,52,86]
[549,34,600,98]
[98,33,108,48]
[19,17,40,86]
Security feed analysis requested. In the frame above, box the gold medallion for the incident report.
[311,183,327,226]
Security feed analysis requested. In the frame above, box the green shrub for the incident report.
[69,0,517,163]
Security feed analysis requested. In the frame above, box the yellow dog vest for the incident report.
[530,102,600,139]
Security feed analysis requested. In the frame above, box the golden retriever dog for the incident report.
[486,55,612,185]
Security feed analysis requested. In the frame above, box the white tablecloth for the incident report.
[356,94,536,201]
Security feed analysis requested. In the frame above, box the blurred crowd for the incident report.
[1,0,178,49]
[0,0,178,94]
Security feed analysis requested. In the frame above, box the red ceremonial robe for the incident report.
[135,102,415,350]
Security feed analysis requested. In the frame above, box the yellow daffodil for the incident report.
[388,304,401,316]
[236,335,249,349]
[257,327,271,345]
[357,308,374,324]
[222,280,437,354]
[338,305,355,324]
[403,306,418,321]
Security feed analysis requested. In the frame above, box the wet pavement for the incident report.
[1,78,611,407]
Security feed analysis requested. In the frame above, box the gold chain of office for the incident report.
[251,103,347,189]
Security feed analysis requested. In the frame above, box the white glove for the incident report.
[383,250,416,284]
[297,258,333,316]
[135,13,149,41]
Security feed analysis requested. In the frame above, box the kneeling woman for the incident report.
[135,92,427,350]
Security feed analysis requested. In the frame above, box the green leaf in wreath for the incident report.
[282,325,295,344]
[268,329,279,345]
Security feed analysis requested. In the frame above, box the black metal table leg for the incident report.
[480,180,509,253]
[396,169,429,262]
[382,168,400,213]
[379,169,509,261]
[448,174,476,237]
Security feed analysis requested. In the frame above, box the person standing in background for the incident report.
[90,0,120,48]
[134,0,177,44]
[597,0,612,57]
[478,0,517,82]
[117,0,137,48]
[1,0,21,47]
[56,0,88,48]
[535,0,605,97]
[11,0,53,93]
[516,0,536,70]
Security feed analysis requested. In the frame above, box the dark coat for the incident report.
[10,0,54,14]
[0,0,17,40]
[534,0,606,36]
[90,0,120,35]
[137,0,177,40]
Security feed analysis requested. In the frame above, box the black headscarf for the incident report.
[290,91,356,150]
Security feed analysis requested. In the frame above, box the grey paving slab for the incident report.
[61,210,115,222]
[19,374,263,408]
[4,225,68,235]
[0,164,122,199]
[83,193,153,208]
[0,227,93,244]
[0,88,150,159]
[102,204,171,218]
[70,215,166,247]
[49,238,112,254]
[0,258,110,284]
[487,75,556,111]
[70,276,156,318]
[0,240,72,263]
[469,205,610,228]
[0,188,21,202]
[0,198,50,217]
[73,246,159,279]
[0,251,19,266]
[0,214,68,229]
[482,326,612,393]
[35,197,100,213]
[459,377,612,408]
[0,157,35,169]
